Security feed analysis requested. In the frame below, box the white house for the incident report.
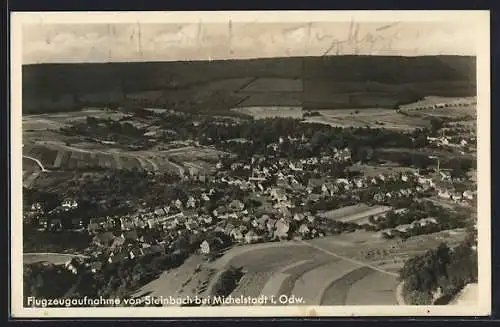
[298,224,310,236]
[462,190,474,200]
[274,219,290,240]
[174,199,183,209]
[438,189,451,199]
[230,228,244,242]
[244,230,261,244]
[200,240,211,254]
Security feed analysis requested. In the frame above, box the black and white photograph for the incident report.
[10,11,490,317]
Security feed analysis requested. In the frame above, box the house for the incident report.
[440,171,451,181]
[224,223,236,236]
[174,213,187,226]
[321,184,329,194]
[229,200,245,212]
[274,219,290,239]
[147,217,159,229]
[128,248,143,260]
[93,232,116,247]
[401,174,408,182]
[62,199,78,210]
[266,218,277,232]
[31,202,42,211]
[395,224,412,233]
[186,196,197,209]
[110,236,126,249]
[243,230,260,244]
[417,217,438,226]
[49,218,63,231]
[270,188,288,202]
[336,178,349,185]
[120,217,135,230]
[121,230,139,242]
[298,224,310,237]
[293,213,305,222]
[200,237,225,255]
[289,162,304,171]
[438,189,451,199]
[108,250,129,264]
[451,193,462,202]
[88,261,103,273]
[463,190,474,200]
[154,208,165,216]
[174,199,183,209]
[64,258,80,274]
[70,217,83,229]
[278,206,292,218]
[230,228,244,242]
[87,222,101,234]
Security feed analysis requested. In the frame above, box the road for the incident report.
[23,155,49,172]
[23,252,89,265]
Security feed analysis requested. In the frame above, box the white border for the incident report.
[10,10,491,318]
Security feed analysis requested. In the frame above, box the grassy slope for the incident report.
[22,55,476,114]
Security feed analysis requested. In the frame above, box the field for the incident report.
[305,109,431,130]
[21,111,226,178]
[398,96,476,110]
[135,228,467,306]
[348,163,418,178]
[231,106,303,119]
[232,106,434,130]
[318,204,392,224]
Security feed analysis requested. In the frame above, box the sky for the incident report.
[18,14,484,64]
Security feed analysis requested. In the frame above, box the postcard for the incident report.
[10,10,490,318]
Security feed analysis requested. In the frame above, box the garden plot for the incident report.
[231,106,303,119]
[319,204,392,224]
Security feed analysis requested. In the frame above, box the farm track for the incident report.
[23,156,48,172]
[299,240,399,277]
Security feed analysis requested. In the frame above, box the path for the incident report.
[23,156,48,172]
[299,240,398,277]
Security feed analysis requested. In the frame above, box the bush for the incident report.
[212,266,244,298]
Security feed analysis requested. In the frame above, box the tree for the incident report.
[430,118,445,134]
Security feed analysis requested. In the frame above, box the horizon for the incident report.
[21,53,477,66]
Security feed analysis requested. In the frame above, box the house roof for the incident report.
[94,232,115,245]
[123,230,139,240]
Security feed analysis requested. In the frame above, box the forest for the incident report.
[399,226,477,305]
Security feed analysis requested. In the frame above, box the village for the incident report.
[24,119,477,277]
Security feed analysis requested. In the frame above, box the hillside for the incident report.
[22,55,476,114]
